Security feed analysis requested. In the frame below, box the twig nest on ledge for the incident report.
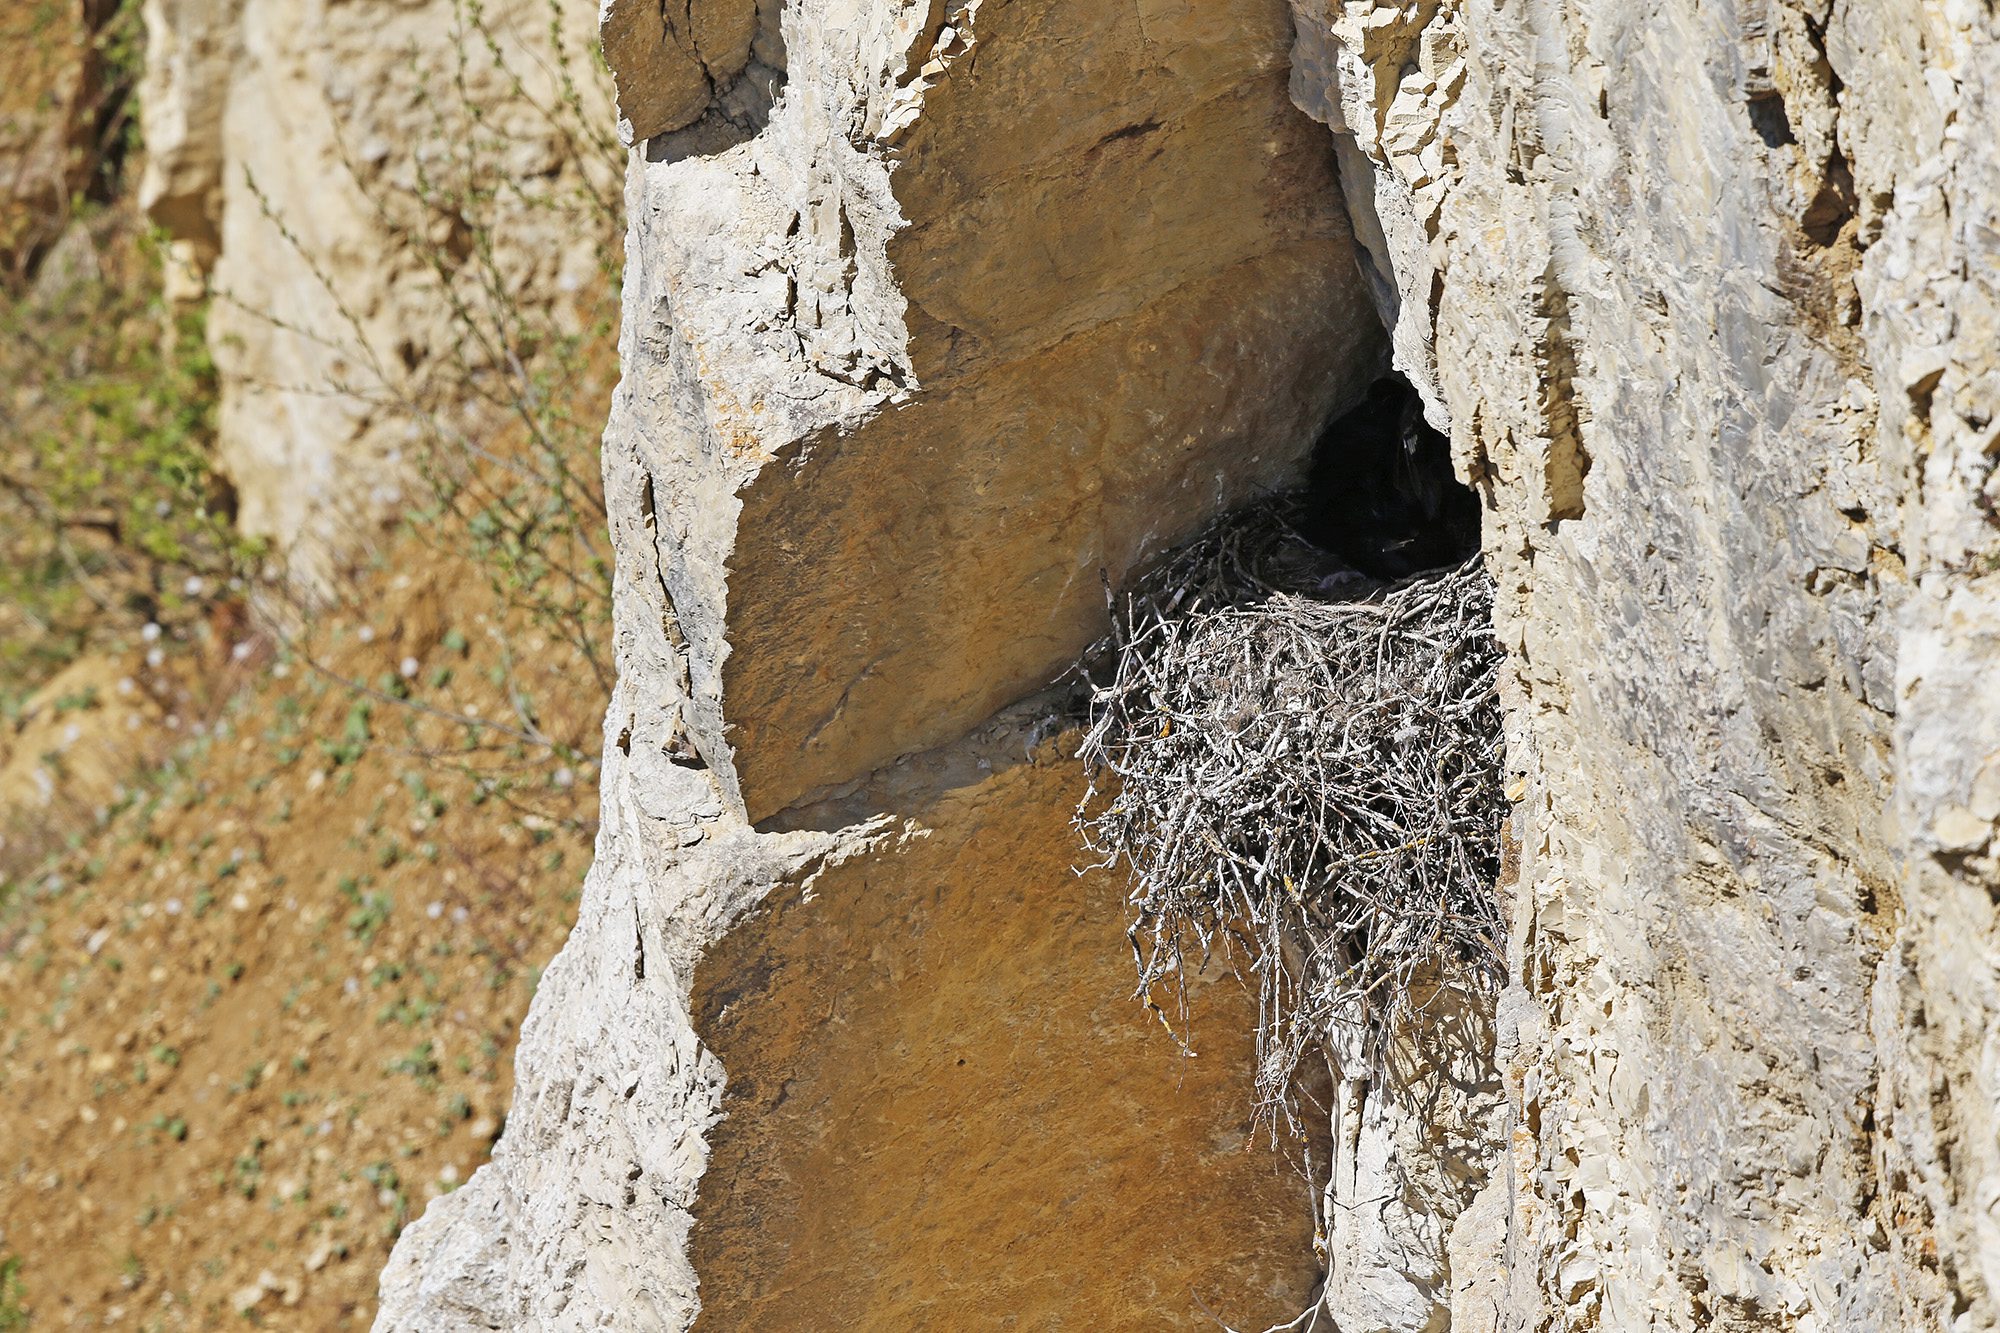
[1076,502,1506,1131]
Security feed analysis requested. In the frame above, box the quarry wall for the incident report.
[357,0,2000,1328]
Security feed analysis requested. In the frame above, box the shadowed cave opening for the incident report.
[1297,375,1481,583]
[638,1,789,164]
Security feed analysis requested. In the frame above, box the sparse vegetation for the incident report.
[219,0,623,822]
[0,1252,25,1330]
[0,226,250,700]
[0,0,616,1322]
[0,0,250,713]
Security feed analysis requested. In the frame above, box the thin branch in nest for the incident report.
[1076,501,1506,1134]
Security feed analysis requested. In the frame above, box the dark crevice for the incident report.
[642,58,787,163]
[1298,375,1482,581]
[1747,90,1797,149]
[632,900,648,982]
[1090,118,1162,152]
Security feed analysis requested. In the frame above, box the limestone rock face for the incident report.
[616,0,1383,821]
[375,0,1384,1327]
[137,0,614,582]
[1292,0,2000,1326]
[375,0,2000,1326]
[135,0,238,267]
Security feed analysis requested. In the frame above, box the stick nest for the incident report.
[1076,501,1507,1130]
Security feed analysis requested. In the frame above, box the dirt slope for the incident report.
[0,552,602,1329]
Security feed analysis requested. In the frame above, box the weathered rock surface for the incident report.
[1,0,118,279]
[377,0,2000,1328]
[135,0,236,270]
[137,0,614,583]
[691,747,1321,1330]
[376,0,1386,1326]
[1292,0,2000,1326]
[621,0,1383,821]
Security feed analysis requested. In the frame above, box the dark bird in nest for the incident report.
[1299,377,1480,581]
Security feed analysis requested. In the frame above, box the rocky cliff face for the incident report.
[378,0,2000,1329]
[1293,1,1999,1326]
[139,0,614,583]
[0,0,116,279]
[377,0,1385,1324]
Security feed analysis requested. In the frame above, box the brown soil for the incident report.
[0,548,605,1329]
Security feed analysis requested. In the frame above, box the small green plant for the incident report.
[320,700,373,767]
[0,1251,24,1330]
[378,994,440,1027]
[387,1041,441,1089]
[53,686,100,713]
[144,1113,187,1143]
[360,1160,411,1237]
[341,876,393,943]
[229,1140,265,1198]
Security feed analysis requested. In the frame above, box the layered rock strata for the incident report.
[380,0,2000,1328]
[376,0,1384,1325]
